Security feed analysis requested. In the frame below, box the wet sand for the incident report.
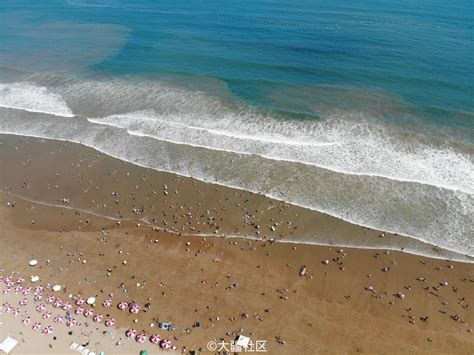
[0,134,473,354]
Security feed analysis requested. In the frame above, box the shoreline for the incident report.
[0,131,471,263]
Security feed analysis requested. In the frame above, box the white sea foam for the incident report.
[0,83,75,117]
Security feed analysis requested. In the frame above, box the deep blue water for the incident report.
[0,0,473,258]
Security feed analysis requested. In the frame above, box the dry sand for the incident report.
[0,134,473,354]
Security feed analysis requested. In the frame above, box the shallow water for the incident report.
[0,0,473,256]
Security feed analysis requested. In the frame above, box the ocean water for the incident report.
[0,0,473,257]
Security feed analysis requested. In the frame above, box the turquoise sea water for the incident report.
[0,0,473,258]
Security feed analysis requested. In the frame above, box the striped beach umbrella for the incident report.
[4,276,12,283]
[160,339,172,349]
[22,287,31,295]
[14,285,23,292]
[150,334,161,344]
[42,311,52,319]
[53,299,63,308]
[5,281,14,288]
[104,318,116,327]
[74,307,84,315]
[34,286,44,294]
[53,315,63,323]
[125,328,137,338]
[42,325,53,335]
[11,308,20,317]
[21,317,31,325]
[66,319,76,327]
[129,303,140,314]
[3,287,11,295]
[18,298,28,306]
[83,309,94,318]
[62,302,72,310]
[117,301,128,310]
[16,277,25,284]
[36,304,46,312]
[46,296,55,304]
[93,314,103,322]
[135,333,146,343]
[34,294,43,301]
[32,322,41,330]
[75,297,85,306]
[102,299,113,307]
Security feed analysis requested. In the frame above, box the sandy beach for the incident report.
[0,133,473,354]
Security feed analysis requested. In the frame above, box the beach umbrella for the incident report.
[53,299,63,308]
[93,314,103,322]
[16,277,25,284]
[22,287,31,295]
[86,297,96,305]
[62,302,72,310]
[104,318,116,327]
[36,304,46,312]
[5,281,14,288]
[160,339,172,349]
[42,325,53,335]
[125,328,137,338]
[66,319,76,327]
[3,288,11,295]
[135,333,146,343]
[29,259,38,266]
[21,317,31,325]
[42,311,52,319]
[18,298,28,306]
[32,322,41,330]
[34,286,44,294]
[117,301,128,310]
[53,315,63,323]
[46,296,55,304]
[4,276,12,283]
[74,307,84,315]
[52,285,61,292]
[30,276,40,283]
[129,303,140,314]
[83,309,94,318]
[14,285,23,292]
[150,334,161,344]
[34,294,43,301]
[102,299,113,307]
[11,308,20,317]
[75,297,85,306]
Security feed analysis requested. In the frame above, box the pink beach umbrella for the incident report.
[117,301,128,310]
[62,302,72,311]
[32,322,41,330]
[34,286,44,294]
[22,287,31,295]
[46,296,55,304]
[160,339,172,350]
[18,298,28,306]
[150,334,161,344]
[125,328,137,338]
[21,317,31,325]
[34,294,43,301]
[11,308,20,317]
[42,311,52,319]
[4,276,12,283]
[14,285,23,292]
[135,333,146,343]
[53,299,63,308]
[16,277,25,284]
[36,304,46,312]
[102,299,113,307]
[66,319,76,327]
[3,287,11,295]
[42,325,53,335]
[83,309,94,318]
[74,307,84,315]
[104,318,116,327]
[53,315,63,323]
[129,303,140,314]
[5,281,14,288]
[93,314,103,322]
[75,297,85,306]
